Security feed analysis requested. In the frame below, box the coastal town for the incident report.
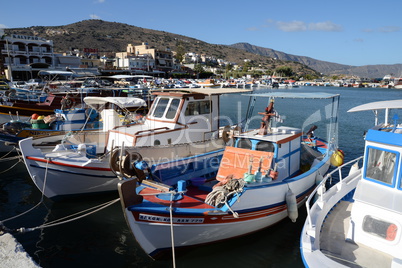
[1,32,401,90]
[1,24,402,268]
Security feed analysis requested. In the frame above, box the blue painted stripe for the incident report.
[366,129,402,147]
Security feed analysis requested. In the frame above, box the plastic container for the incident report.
[30,119,49,129]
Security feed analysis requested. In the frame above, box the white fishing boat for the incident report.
[300,99,402,267]
[18,88,249,199]
[117,92,342,259]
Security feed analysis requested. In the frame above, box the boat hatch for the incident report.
[216,146,274,181]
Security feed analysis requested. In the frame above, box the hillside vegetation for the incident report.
[6,20,401,78]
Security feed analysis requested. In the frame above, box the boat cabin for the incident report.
[106,89,221,150]
[349,127,402,257]
[225,126,302,181]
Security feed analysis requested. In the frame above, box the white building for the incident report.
[0,33,82,81]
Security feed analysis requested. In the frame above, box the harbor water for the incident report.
[1,86,401,268]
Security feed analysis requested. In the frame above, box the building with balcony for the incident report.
[0,34,85,81]
[0,34,55,81]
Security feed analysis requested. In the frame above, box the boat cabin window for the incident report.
[237,138,252,150]
[365,147,397,185]
[185,101,211,116]
[165,99,180,119]
[151,97,169,118]
[256,141,275,152]
[150,97,180,119]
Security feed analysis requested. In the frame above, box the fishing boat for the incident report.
[18,88,249,199]
[117,92,341,259]
[300,99,402,267]
[0,85,133,125]
[0,96,146,148]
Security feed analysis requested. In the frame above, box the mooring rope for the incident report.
[0,157,119,236]
[0,156,22,174]
[0,146,17,159]
[0,159,50,224]
[169,192,177,268]
[1,197,120,234]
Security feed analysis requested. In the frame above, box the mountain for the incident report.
[6,20,321,77]
[230,43,402,79]
[5,20,400,78]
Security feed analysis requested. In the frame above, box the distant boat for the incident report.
[196,79,219,88]
[0,87,132,125]
[300,99,402,267]
[117,92,341,259]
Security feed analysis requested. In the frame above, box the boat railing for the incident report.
[305,155,364,230]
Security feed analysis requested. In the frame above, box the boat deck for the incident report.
[139,184,214,209]
[320,200,393,267]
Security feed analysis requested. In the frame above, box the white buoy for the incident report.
[315,171,324,185]
[348,162,360,176]
[286,188,298,223]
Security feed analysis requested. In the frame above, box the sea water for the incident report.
[1,86,402,268]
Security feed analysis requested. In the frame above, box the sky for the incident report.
[2,0,402,67]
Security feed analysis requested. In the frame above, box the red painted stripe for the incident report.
[26,156,112,171]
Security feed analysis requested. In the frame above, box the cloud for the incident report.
[276,21,306,32]
[378,26,400,33]
[362,26,400,33]
[94,0,105,3]
[90,14,101,19]
[246,27,259,31]
[265,19,343,32]
[0,24,8,29]
[308,21,343,32]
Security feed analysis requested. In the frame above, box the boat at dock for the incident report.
[18,88,250,200]
[0,86,132,125]
[300,99,402,267]
[117,92,341,259]
[0,96,146,149]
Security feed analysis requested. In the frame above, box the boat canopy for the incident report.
[348,99,402,125]
[84,97,147,109]
[108,75,154,79]
[38,70,74,76]
[347,99,402,112]
[153,88,252,96]
[242,92,340,99]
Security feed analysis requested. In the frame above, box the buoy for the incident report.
[315,171,324,185]
[330,149,344,167]
[348,162,360,176]
[31,113,39,120]
[286,188,298,223]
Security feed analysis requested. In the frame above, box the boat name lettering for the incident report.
[139,214,204,223]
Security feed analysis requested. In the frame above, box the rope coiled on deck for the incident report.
[205,177,245,217]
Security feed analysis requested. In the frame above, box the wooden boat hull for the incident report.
[120,154,331,258]
[19,137,224,199]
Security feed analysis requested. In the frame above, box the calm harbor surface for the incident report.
[1,86,401,268]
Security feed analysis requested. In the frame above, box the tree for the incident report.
[275,66,293,77]
[175,42,185,64]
